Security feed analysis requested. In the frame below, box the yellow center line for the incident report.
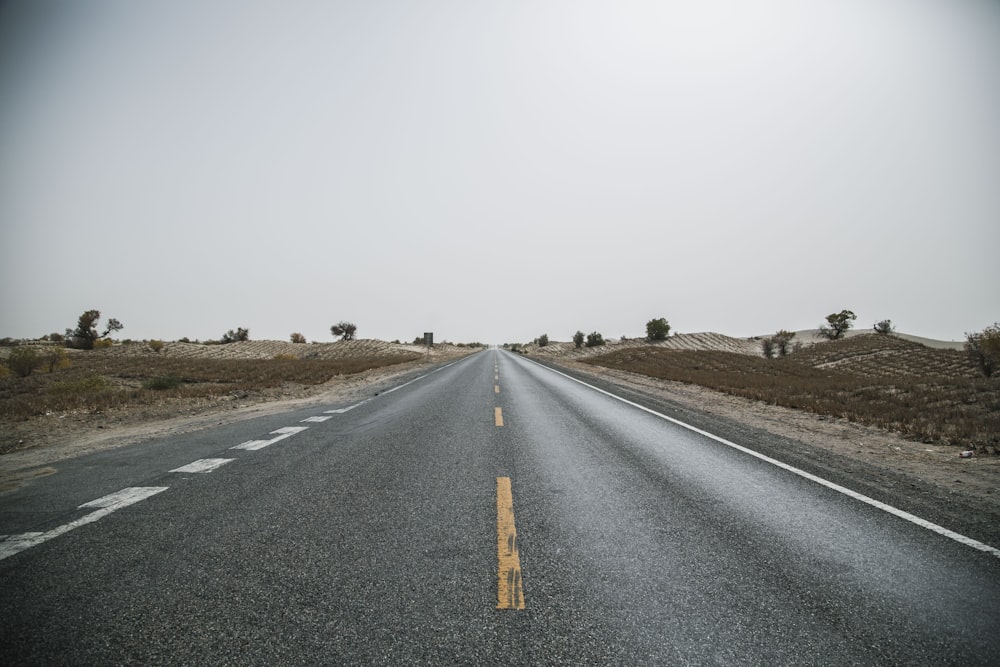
[494,407,504,427]
[496,477,524,609]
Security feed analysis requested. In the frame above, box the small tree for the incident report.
[290,332,307,344]
[331,322,357,341]
[761,337,776,359]
[965,322,1000,378]
[818,310,856,340]
[42,346,71,372]
[65,310,123,349]
[873,319,894,335]
[646,317,671,341]
[585,332,606,347]
[773,330,796,356]
[7,347,40,377]
[536,334,549,347]
[221,327,249,343]
[572,331,585,349]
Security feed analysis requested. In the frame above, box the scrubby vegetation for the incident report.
[221,327,250,343]
[965,322,1000,378]
[331,322,357,341]
[818,309,856,340]
[0,349,420,426]
[65,309,123,349]
[646,317,671,341]
[583,333,999,453]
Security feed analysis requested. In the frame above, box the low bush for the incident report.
[42,347,71,372]
[148,340,165,353]
[47,375,108,394]
[7,348,40,377]
[144,376,183,391]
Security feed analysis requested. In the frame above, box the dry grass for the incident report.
[583,334,999,453]
[0,349,420,422]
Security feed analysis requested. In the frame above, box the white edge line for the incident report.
[0,486,168,561]
[518,354,1000,559]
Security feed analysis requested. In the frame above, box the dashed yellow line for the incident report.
[496,477,524,609]
[495,407,504,427]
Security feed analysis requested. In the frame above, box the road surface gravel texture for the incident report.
[1,349,998,664]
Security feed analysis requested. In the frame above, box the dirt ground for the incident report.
[2,350,997,519]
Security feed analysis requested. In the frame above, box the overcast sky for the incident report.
[2,1,998,345]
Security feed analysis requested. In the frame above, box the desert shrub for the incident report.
[92,338,113,349]
[42,347,71,372]
[573,331,585,349]
[290,332,307,344]
[48,375,108,394]
[536,334,549,347]
[143,376,183,391]
[966,323,1000,378]
[761,338,776,359]
[585,332,606,347]
[331,322,357,341]
[818,310,856,340]
[65,310,123,349]
[773,330,796,357]
[272,353,298,361]
[646,317,671,341]
[874,319,895,335]
[0,365,8,379]
[148,340,164,353]
[49,332,64,342]
[7,347,39,377]
[221,327,249,343]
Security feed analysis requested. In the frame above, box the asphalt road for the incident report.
[2,349,998,665]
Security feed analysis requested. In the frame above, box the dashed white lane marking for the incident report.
[325,402,367,414]
[520,355,1000,560]
[301,415,332,423]
[231,426,309,451]
[170,458,234,474]
[0,487,168,561]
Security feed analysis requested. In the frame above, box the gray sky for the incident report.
[2,0,998,345]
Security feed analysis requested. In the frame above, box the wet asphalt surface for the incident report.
[1,349,998,665]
